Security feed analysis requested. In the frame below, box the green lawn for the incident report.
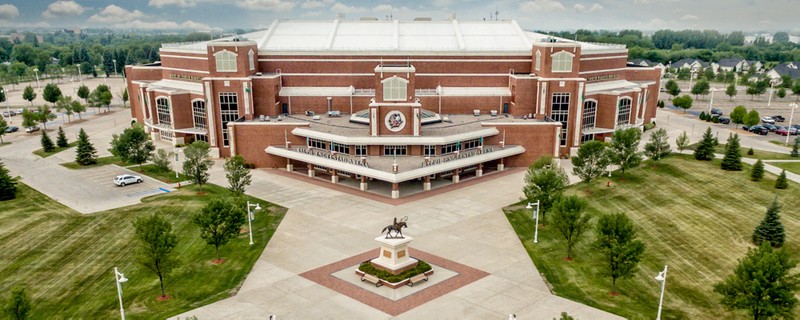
[689,143,794,160]
[0,183,286,319]
[769,162,800,175]
[129,164,191,184]
[33,141,78,158]
[61,155,133,169]
[505,155,800,320]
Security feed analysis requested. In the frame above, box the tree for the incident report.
[644,128,671,164]
[730,106,747,125]
[713,242,799,320]
[71,100,86,120]
[0,116,6,144]
[607,128,642,177]
[777,88,786,100]
[133,214,178,298]
[225,155,252,196]
[694,127,716,161]
[751,159,765,181]
[109,125,155,170]
[691,79,710,98]
[744,109,760,127]
[775,170,789,189]
[665,79,681,98]
[193,199,246,262]
[3,286,31,320]
[792,81,800,101]
[75,128,98,166]
[676,131,690,153]
[551,195,591,260]
[35,105,56,130]
[721,133,742,171]
[21,110,36,130]
[94,84,113,112]
[56,127,68,148]
[554,312,575,320]
[121,88,128,107]
[40,130,55,153]
[76,84,89,103]
[792,138,799,158]
[572,140,610,186]
[0,87,6,105]
[752,197,786,248]
[773,31,790,43]
[182,141,214,191]
[55,96,75,122]
[0,160,17,200]
[725,83,737,101]
[523,158,569,223]
[672,95,693,113]
[22,85,35,105]
[593,212,645,292]
[42,83,61,106]
[151,149,173,172]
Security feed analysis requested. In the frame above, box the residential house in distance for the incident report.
[628,59,666,76]
[669,58,718,74]
[717,58,747,73]
[766,61,800,82]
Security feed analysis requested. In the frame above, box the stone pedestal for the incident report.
[360,182,368,191]
[391,183,399,199]
[371,235,418,275]
[331,174,339,184]
[423,181,431,191]
[452,175,460,183]
[498,163,505,171]
[286,164,294,171]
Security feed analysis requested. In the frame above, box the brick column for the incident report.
[453,168,460,183]
[331,170,339,184]
[307,164,315,177]
[476,163,483,177]
[423,175,431,191]
[360,175,368,191]
[391,183,399,199]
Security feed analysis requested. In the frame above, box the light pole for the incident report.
[708,87,716,114]
[33,68,40,89]
[113,59,118,77]
[688,69,697,92]
[655,265,668,320]
[77,64,83,85]
[114,267,128,320]
[768,79,776,106]
[247,201,261,245]
[526,201,540,244]
[787,103,798,145]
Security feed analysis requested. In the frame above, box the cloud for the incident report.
[0,4,19,20]
[589,3,603,11]
[519,0,565,13]
[89,5,144,23]
[331,2,367,13]
[148,0,198,8]
[680,14,698,20]
[300,0,331,9]
[633,0,649,4]
[372,4,394,12]
[236,0,296,11]
[116,19,215,30]
[433,0,453,7]
[42,1,87,18]
[759,19,774,26]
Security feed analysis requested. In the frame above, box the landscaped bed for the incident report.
[356,260,433,288]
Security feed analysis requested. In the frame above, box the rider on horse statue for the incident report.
[381,216,408,239]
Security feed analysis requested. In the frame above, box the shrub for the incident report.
[712,116,720,123]
[747,147,755,156]
[643,122,655,131]
[151,149,173,172]
[775,170,789,189]
[358,260,432,283]
[751,160,764,181]
[699,112,707,121]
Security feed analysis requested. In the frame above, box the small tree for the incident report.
[3,286,31,320]
[121,88,128,107]
[75,128,98,166]
[76,84,89,103]
[56,127,68,148]
[730,105,747,125]
[22,85,35,105]
[151,149,173,172]
[721,133,742,171]
[777,88,786,100]
[109,125,155,170]
[71,100,86,120]
[751,159,765,181]
[725,83,737,101]
[752,197,786,248]
[644,128,671,164]
[183,141,214,191]
[744,110,760,127]
[0,160,17,200]
[40,130,55,152]
[225,155,252,196]
[523,158,569,223]
[713,242,799,320]
[791,138,799,158]
[665,79,681,99]
[593,212,645,293]
[21,110,36,130]
[607,128,642,177]
[775,170,789,189]
[676,131,690,153]
[193,199,246,262]
[551,195,591,260]
[35,105,56,130]
[691,79,710,98]
[42,83,62,106]
[0,115,7,144]
[572,140,610,186]
[133,214,178,299]
[55,96,75,122]
[672,95,693,113]
[694,127,716,161]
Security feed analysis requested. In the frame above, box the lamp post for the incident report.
[114,267,128,320]
[768,80,776,106]
[688,69,697,92]
[246,201,261,245]
[787,103,798,145]
[33,68,40,89]
[526,201,540,244]
[173,147,179,179]
[708,87,716,114]
[113,59,118,77]
[77,64,82,85]
[655,265,668,320]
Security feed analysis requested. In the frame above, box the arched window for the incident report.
[535,50,542,71]
[551,51,574,73]
[214,50,237,72]
[382,76,408,101]
[617,97,632,126]
[582,100,597,129]
[248,49,255,71]
[156,97,171,126]
[192,100,206,129]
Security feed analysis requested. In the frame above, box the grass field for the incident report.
[0,182,286,319]
[33,141,78,158]
[769,162,800,175]
[505,155,800,320]
[689,143,795,160]
[61,155,133,169]
[122,164,190,184]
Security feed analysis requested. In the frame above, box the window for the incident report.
[214,50,237,72]
[535,50,541,71]
[355,145,367,156]
[383,145,407,156]
[307,138,326,149]
[382,76,408,101]
[248,49,255,71]
[582,100,597,130]
[423,145,436,157]
[551,51,574,73]
[462,138,482,150]
[159,130,173,141]
[192,100,206,129]
[330,142,349,154]
[156,97,171,126]
[617,98,632,126]
[195,134,208,143]
[580,134,594,144]
[551,93,570,146]
[219,92,239,146]
[440,142,460,155]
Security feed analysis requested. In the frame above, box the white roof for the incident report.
[145,79,203,94]
[585,80,642,95]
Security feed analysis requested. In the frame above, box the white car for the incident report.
[114,174,143,187]
[761,117,776,124]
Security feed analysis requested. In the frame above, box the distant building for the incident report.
[766,62,800,81]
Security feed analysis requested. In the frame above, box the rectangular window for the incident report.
[617,98,632,126]
[195,134,208,143]
[440,142,460,155]
[159,130,173,141]
[551,93,570,146]
[156,98,171,126]
[219,92,239,146]
[580,134,594,144]
[423,145,436,156]
[354,145,367,156]
[192,100,206,129]
[383,145,407,156]
[307,138,326,149]
[582,101,597,130]
[330,142,349,154]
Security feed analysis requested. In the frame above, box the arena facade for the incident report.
[125,19,661,198]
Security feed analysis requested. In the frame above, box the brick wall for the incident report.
[229,123,309,167]
[482,123,560,167]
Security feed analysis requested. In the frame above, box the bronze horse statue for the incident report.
[381,216,408,239]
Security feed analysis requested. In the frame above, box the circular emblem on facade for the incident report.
[385,111,406,132]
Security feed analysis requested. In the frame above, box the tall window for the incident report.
[219,92,239,146]
[535,50,541,71]
[192,100,206,129]
[582,100,597,130]
[214,50,237,72]
[156,97,171,126]
[248,49,255,71]
[354,145,367,156]
[551,51,574,73]
[551,93,570,146]
[617,98,632,126]
[382,76,408,101]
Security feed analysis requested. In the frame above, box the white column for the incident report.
[573,81,585,147]
[204,82,217,146]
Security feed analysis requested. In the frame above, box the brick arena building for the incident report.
[125,19,661,198]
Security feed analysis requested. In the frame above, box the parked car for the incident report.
[776,127,791,136]
[763,123,778,132]
[761,116,776,124]
[660,87,667,92]
[773,115,786,122]
[748,125,769,135]
[25,126,40,133]
[4,126,18,133]
[718,117,731,124]
[113,174,143,187]
[1,110,15,117]
[711,108,723,116]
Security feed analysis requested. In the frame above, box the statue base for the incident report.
[370,235,418,275]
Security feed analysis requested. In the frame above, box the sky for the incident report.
[0,0,797,32]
